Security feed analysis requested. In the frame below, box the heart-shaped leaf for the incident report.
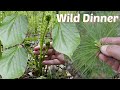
[0,14,28,48]
[52,23,80,59]
[0,46,28,79]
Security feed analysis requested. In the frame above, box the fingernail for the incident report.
[100,45,109,56]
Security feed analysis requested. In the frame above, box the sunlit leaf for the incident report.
[52,22,80,59]
[0,14,28,48]
[0,46,28,79]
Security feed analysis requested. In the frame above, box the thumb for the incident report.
[100,45,120,60]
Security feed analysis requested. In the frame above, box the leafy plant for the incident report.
[0,11,119,79]
[33,11,57,76]
[0,14,28,79]
[0,11,58,79]
[72,11,120,78]
[38,12,51,75]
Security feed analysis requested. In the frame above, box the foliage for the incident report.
[0,11,58,79]
[72,11,120,78]
[0,14,28,48]
[52,22,80,59]
[0,11,119,79]
[0,46,28,79]
[0,13,28,79]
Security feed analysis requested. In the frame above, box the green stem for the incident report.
[39,40,44,75]
[24,45,39,70]
[33,11,39,70]
[39,12,51,75]
[35,55,39,69]
[39,12,45,75]
[33,11,37,34]
[39,23,49,75]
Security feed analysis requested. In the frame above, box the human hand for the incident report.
[99,37,120,73]
[33,42,65,65]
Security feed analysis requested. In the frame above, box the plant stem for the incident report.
[33,11,37,34]
[39,12,45,75]
[39,12,51,75]
[39,22,50,75]
[35,55,39,69]
[24,45,39,70]
[33,11,40,70]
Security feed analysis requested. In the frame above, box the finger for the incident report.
[106,58,115,66]
[33,50,46,55]
[99,53,119,71]
[56,54,65,63]
[34,45,40,51]
[100,45,120,60]
[112,60,120,71]
[99,53,111,62]
[100,37,120,44]
[47,49,55,56]
[51,55,56,60]
[42,59,64,65]
[34,44,46,51]
[117,66,120,73]
[33,51,39,55]
[99,53,115,66]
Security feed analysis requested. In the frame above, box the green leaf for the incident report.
[72,11,120,78]
[0,14,28,48]
[52,23,80,59]
[0,46,28,79]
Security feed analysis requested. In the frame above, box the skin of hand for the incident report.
[33,42,65,65]
[99,37,120,73]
